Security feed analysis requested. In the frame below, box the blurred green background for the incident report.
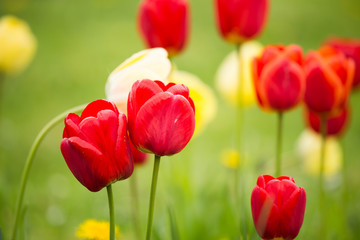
[1,0,360,239]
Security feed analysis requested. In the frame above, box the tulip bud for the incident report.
[105,48,171,114]
[0,15,37,76]
[60,100,134,192]
[137,0,190,57]
[251,175,306,240]
[325,37,360,88]
[304,46,355,116]
[127,79,195,156]
[214,0,269,44]
[305,107,349,136]
[253,44,305,112]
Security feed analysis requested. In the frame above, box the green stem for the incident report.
[146,155,161,240]
[11,104,86,240]
[130,171,141,240]
[107,184,115,240]
[319,114,327,240]
[275,112,283,177]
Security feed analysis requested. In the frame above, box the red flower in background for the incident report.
[306,107,349,136]
[251,175,306,240]
[138,0,189,57]
[304,46,355,116]
[252,44,305,112]
[214,0,269,44]
[325,37,360,88]
[60,100,134,192]
[127,79,195,156]
[129,138,148,165]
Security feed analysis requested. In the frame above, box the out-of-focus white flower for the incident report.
[170,70,217,136]
[215,41,262,107]
[105,48,171,113]
[297,129,342,178]
[0,15,37,75]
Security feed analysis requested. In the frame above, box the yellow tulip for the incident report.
[0,15,37,76]
[220,148,241,169]
[76,219,121,240]
[106,47,171,113]
[169,70,217,136]
[297,129,342,178]
[215,41,262,107]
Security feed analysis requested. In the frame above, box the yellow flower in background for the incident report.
[105,47,171,113]
[215,41,262,107]
[221,148,241,169]
[169,70,217,136]
[297,129,342,178]
[76,219,121,240]
[0,15,37,76]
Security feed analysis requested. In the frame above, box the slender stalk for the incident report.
[275,112,284,177]
[319,114,327,240]
[107,185,115,240]
[146,155,161,240]
[11,104,86,240]
[0,73,5,122]
[130,171,141,240]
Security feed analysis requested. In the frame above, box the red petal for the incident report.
[80,99,118,120]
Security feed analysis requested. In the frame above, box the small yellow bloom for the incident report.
[221,148,241,169]
[297,130,342,178]
[169,70,217,136]
[106,47,171,113]
[0,15,37,75]
[76,219,121,240]
[215,41,263,107]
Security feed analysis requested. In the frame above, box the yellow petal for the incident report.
[0,15,37,75]
[76,219,121,240]
[297,129,342,178]
[105,48,172,113]
[169,70,217,136]
[215,41,263,107]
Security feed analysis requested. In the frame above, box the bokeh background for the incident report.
[1,0,360,239]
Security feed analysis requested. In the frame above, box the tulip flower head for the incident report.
[251,175,306,240]
[127,79,195,156]
[0,15,37,76]
[138,0,190,57]
[106,48,171,114]
[305,107,349,136]
[325,37,360,88]
[253,44,305,112]
[60,100,134,192]
[214,0,269,44]
[170,70,217,136]
[304,46,355,116]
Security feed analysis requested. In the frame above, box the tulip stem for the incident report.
[130,171,141,240]
[319,114,327,240]
[107,184,115,240]
[275,112,283,177]
[11,104,86,240]
[146,155,161,240]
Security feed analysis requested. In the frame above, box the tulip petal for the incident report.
[133,92,195,156]
[81,99,118,120]
[63,113,82,138]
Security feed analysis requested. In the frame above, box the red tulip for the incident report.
[129,138,148,165]
[127,79,195,156]
[306,106,349,136]
[214,0,269,44]
[251,175,306,240]
[304,46,355,116]
[60,100,134,192]
[137,0,189,57]
[253,44,305,111]
[325,37,360,88]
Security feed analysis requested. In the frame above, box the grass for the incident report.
[1,0,360,239]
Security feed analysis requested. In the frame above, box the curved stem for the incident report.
[11,104,86,240]
[146,155,161,240]
[319,114,327,240]
[107,184,115,240]
[275,112,283,177]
